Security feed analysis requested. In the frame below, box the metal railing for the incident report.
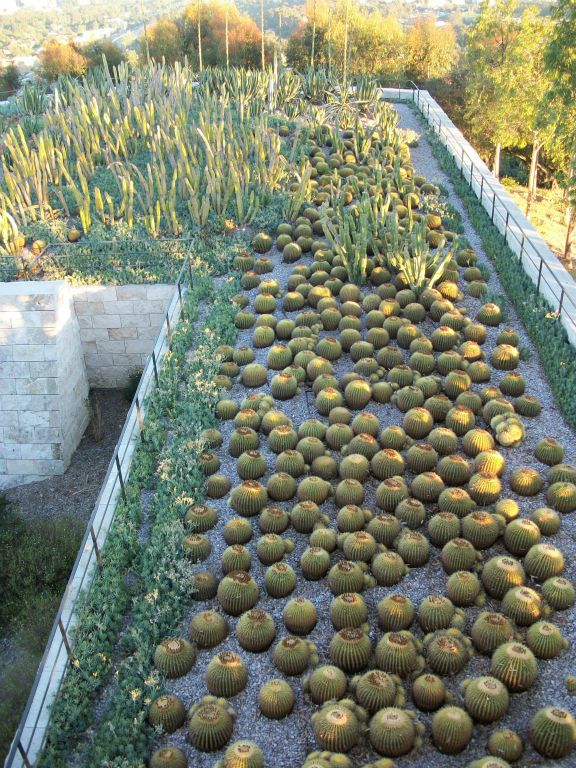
[4,254,196,768]
[382,84,576,347]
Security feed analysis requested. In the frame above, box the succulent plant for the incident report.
[258,506,290,536]
[535,437,564,466]
[462,676,509,724]
[367,512,402,546]
[375,631,423,677]
[369,707,421,757]
[312,701,362,752]
[546,481,576,513]
[148,694,186,732]
[335,478,365,507]
[342,530,377,561]
[441,538,479,574]
[438,487,476,518]
[258,679,295,719]
[461,511,501,550]
[305,665,348,704]
[411,674,449,712]
[300,547,331,580]
[503,518,541,556]
[468,472,501,505]
[217,571,260,615]
[481,559,525,604]
[340,454,371,482]
[542,576,576,610]
[283,596,318,635]
[329,628,372,672]
[526,620,568,659]
[206,473,232,499]
[377,594,415,632]
[328,560,367,594]
[530,507,561,536]
[344,379,373,409]
[205,651,248,697]
[376,478,409,512]
[428,512,461,547]
[265,562,297,597]
[185,503,218,533]
[490,642,537,692]
[394,498,425,528]
[222,518,253,546]
[462,428,495,457]
[417,596,461,633]
[529,707,576,759]
[501,585,545,629]
[229,428,260,458]
[191,571,218,601]
[402,407,434,439]
[189,611,229,648]
[291,501,322,533]
[273,636,316,675]
[424,629,473,676]
[372,551,408,586]
[431,706,473,754]
[230,481,268,517]
[235,609,276,652]
[447,571,483,607]
[188,697,236,752]
[298,475,331,504]
[153,638,196,679]
[487,730,524,763]
[410,471,445,503]
[149,747,188,768]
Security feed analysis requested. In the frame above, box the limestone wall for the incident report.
[0,281,89,488]
[70,285,173,388]
[0,281,174,489]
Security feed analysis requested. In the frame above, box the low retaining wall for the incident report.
[0,281,174,488]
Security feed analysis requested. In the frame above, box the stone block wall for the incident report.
[70,285,174,387]
[0,281,90,488]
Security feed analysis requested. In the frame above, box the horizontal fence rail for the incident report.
[381,85,576,349]
[4,254,195,768]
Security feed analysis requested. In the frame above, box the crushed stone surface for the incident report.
[153,104,576,768]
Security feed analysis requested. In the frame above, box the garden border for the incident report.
[381,86,576,348]
[4,256,194,768]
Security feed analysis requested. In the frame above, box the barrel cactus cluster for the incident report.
[149,106,575,768]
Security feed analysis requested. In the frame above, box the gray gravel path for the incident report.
[154,106,576,768]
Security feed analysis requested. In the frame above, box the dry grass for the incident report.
[505,180,573,274]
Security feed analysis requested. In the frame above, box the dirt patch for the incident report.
[5,389,130,523]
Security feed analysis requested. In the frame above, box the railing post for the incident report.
[460,147,465,177]
[504,211,510,238]
[480,175,484,203]
[165,312,172,344]
[136,395,144,433]
[469,161,474,189]
[558,289,565,317]
[520,234,525,262]
[188,258,193,286]
[491,194,496,223]
[115,453,127,503]
[58,618,75,664]
[17,742,32,768]
[152,350,159,386]
[89,526,103,568]
[537,258,543,291]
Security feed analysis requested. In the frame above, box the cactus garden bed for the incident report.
[30,78,576,768]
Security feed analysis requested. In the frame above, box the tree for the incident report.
[464,0,521,177]
[542,0,576,262]
[144,19,184,65]
[0,63,21,96]
[81,39,125,75]
[405,16,458,82]
[38,39,88,82]
[494,9,552,213]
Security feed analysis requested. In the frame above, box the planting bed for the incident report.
[31,87,576,768]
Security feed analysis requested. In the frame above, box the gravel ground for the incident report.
[4,389,130,521]
[154,107,576,768]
